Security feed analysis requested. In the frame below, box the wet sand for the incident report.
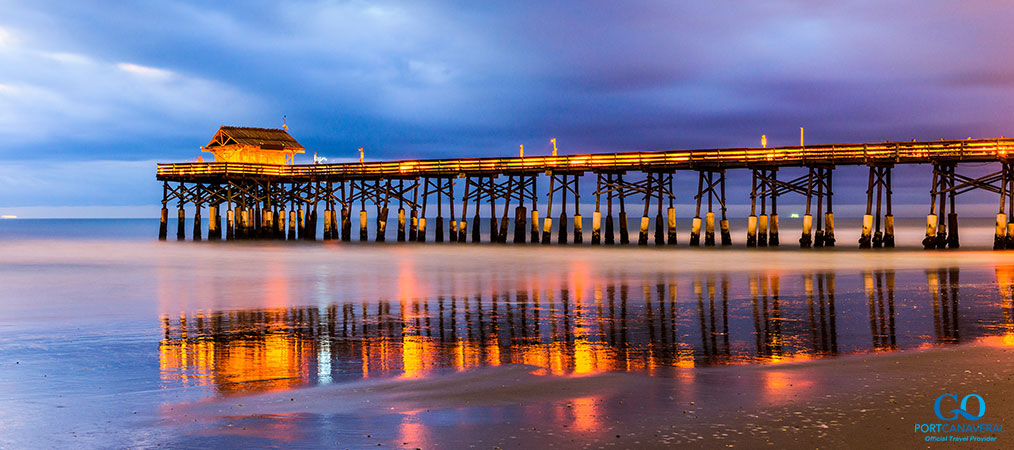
[173,339,1013,449]
[4,220,1014,448]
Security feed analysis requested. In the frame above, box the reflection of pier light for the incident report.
[996,267,1014,345]
[928,268,961,343]
[749,273,783,360]
[163,272,954,396]
[695,275,731,364]
[864,270,897,350]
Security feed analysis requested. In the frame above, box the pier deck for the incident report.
[158,138,1014,182]
[156,136,1014,249]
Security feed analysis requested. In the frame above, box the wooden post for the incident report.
[499,176,512,243]
[410,181,419,241]
[159,181,169,240]
[705,172,716,246]
[208,205,219,241]
[398,180,406,242]
[308,204,318,241]
[997,163,1011,250]
[946,166,959,249]
[323,206,333,241]
[459,177,470,243]
[192,199,202,241]
[530,176,540,244]
[377,181,389,243]
[340,181,350,242]
[748,171,758,247]
[514,203,526,243]
[800,168,814,248]
[436,179,445,243]
[359,183,368,241]
[274,209,283,240]
[294,205,302,239]
[176,206,186,241]
[449,178,457,243]
[769,169,780,246]
[719,171,731,246]
[557,175,568,244]
[419,178,429,243]
[638,173,651,246]
[514,176,527,244]
[215,204,223,240]
[654,173,665,245]
[592,174,602,245]
[605,174,615,245]
[323,181,333,240]
[860,167,875,248]
[814,169,825,248]
[667,174,677,245]
[1007,163,1014,249]
[488,176,498,243]
[542,173,555,244]
[227,208,235,241]
[618,174,629,245]
[159,206,169,241]
[573,176,583,244]
[758,170,768,247]
[690,172,703,246]
[823,169,835,247]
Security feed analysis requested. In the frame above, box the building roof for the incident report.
[205,126,304,151]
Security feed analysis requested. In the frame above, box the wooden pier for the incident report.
[157,127,1014,249]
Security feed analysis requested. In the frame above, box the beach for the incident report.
[1,219,1013,448]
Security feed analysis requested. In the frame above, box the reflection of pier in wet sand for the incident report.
[159,267,1014,395]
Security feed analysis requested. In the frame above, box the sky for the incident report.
[1,0,1014,216]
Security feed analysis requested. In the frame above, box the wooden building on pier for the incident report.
[202,126,304,165]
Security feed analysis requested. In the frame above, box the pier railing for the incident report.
[157,138,1014,181]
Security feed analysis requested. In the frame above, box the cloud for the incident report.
[0,17,263,155]
[0,25,13,47]
[116,62,173,79]
[2,0,1014,212]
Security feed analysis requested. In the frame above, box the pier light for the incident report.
[201,126,304,165]
[551,138,558,156]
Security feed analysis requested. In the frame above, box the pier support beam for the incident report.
[924,164,957,249]
[860,165,894,248]
[208,205,219,241]
[459,177,471,243]
[159,181,169,240]
[543,173,580,244]
[799,166,834,248]
[227,209,235,240]
[998,163,1014,249]
[923,162,1010,250]
[690,170,729,246]
[159,206,168,241]
[176,207,186,241]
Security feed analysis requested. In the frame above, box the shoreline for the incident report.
[173,338,1014,448]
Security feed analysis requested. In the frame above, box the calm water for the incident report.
[1,219,1013,448]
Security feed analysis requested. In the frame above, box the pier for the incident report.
[156,127,1014,249]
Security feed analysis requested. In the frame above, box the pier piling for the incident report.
[159,206,168,241]
[156,136,1014,250]
[176,208,185,240]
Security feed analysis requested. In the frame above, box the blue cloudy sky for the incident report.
[1,0,1013,216]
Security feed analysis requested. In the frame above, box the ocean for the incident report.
[1,218,1012,448]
